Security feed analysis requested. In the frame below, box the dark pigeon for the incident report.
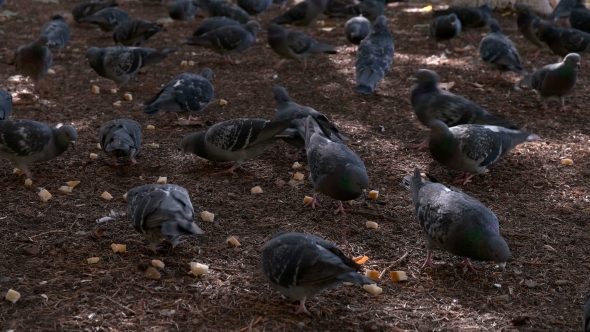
[0,89,12,120]
[515,3,544,57]
[180,118,293,174]
[86,46,179,87]
[344,0,386,22]
[72,0,119,24]
[521,53,580,112]
[344,15,371,48]
[192,16,241,36]
[144,69,214,121]
[584,294,590,332]
[238,0,272,17]
[261,231,374,316]
[427,119,539,184]
[549,0,576,21]
[0,120,77,178]
[15,35,53,88]
[432,2,491,41]
[182,21,260,64]
[40,14,71,55]
[127,184,204,251]
[355,15,394,94]
[269,0,329,26]
[79,7,131,31]
[114,19,163,46]
[202,0,251,23]
[430,13,461,45]
[535,20,590,56]
[98,118,142,165]
[402,168,510,272]
[569,0,590,34]
[267,23,337,69]
[479,19,527,77]
[167,0,201,21]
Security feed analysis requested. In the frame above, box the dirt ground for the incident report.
[0,0,588,331]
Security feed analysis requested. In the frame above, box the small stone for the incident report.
[146,125,155,130]
[251,186,263,194]
[91,86,100,94]
[524,279,537,288]
[145,267,161,280]
[219,99,228,106]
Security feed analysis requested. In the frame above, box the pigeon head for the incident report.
[272,86,292,105]
[267,23,285,44]
[564,53,581,69]
[180,132,209,159]
[34,35,50,47]
[244,21,261,34]
[534,21,554,41]
[487,19,501,33]
[85,47,102,65]
[449,13,458,25]
[514,3,531,13]
[415,69,439,87]
[51,14,66,21]
[200,68,213,81]
[478,235,510,271]
[372,15,390,35]
[55,125,78,151]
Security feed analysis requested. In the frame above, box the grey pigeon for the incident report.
[432,3,491,42]
[86,46,179,87]
[515,3,544,57]
[430,13,461,45]
[344,15,371,49]
[0,89,12,120]
[0,120,77,178]
[261,232,374,316]
[98,118,142,165]
[180,118,293,174]
[570,0,590,33]
[534,20,590,56]
[411,69,519,149]
[14,35,53,88]
[323,0,355,18]
[40,14,71,56]
[344,0,386,22]
[144,69,214,121]
[72,0,119,23]
[182,21,260,64]
[167,0,200,21]
[478,19,527,77]
[114,19,163,46]
[549,0,576,21]
[521,53,580,112]
[298,116,369,214]
[127,184,204,251]
[402,168,509,272]
[584,294,590,332]
[238,0,272,17]
[79,7,131,31]
[192,16,241,36]
[355,15,394,94]
[199,0,250,23]
[267,23,337,69]
[273,85,348,152]
[269,0,329,26]
[427,120,539,184]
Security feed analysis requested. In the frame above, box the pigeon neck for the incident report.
[411,83,437,106]
[427,120,454,158]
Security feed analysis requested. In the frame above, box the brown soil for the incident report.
[0,0,588,331]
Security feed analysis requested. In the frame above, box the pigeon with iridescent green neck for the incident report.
[402,167,510,272]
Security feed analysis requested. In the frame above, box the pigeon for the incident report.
[127,184,204,251]
[85,46,179,87]
[261,232,374,316]
[429,13,461,46]
[167,0,200,21]
[72,0,119,23]
[113,19,163,46]
[478,19,527,78]
[98,118,142,165]
[569,0,590,34]
[14,35,53,88]
[180,118,293,174]
[298,116,369,214]
[0,120,77,178]
[0,89,12,120]
[402,168,510,272]
[520,53,580,112]
[144,69,214,121]
[344,0,386,22]
[267,23,337,69]
[515,3,544,57]
[40,14,71,56]
[273,85,348,152]
[192,16,241,36]
[355,15,394,94]
[584,294,590,332]
[182,21,260,64]
[238,0,272,17]
[202,0,250,23]
[323,0,355,18]
[411,69,519,149]
[432,3,491,42]
[269,0,329,26]
[534,20,590,56]
[427,120,539,184]
[79,7,131,31]
[344,15,371,50]
[549,0,576,21]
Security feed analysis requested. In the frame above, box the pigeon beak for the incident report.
[362,189,367,199]
[577,62,581,69]
[70,141,76,150]
[499,262,506,272]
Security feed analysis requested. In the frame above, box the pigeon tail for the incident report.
[143,47,179,66]
[310,42,337,54]
[519,74,533,87]
[182,36,213,47]
[354,84,373,95]
[525,133,540,142]
[337,272,375,285]
[481,113,520,130]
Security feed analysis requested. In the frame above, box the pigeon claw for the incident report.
[458,257,484,272]
[333,201,351,215]
[304,196,321,209]
[410,139,430,150]
[420,250,443,270]
[453,172,473,185]
[294,298,312,316]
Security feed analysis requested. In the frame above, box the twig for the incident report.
[347,210,397,221]
[239,316,262,332]
[378,252,409,279]
[209,267,242,274]
[104,296,137,315]
[30,230,66,239]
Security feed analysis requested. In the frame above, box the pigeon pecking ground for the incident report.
[0,1,588,331]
